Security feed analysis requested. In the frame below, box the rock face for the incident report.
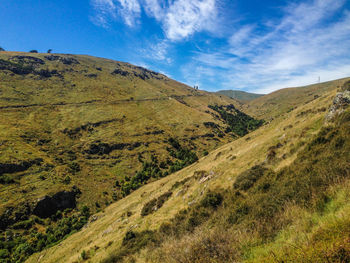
[33,189,80,218]
[325,90,350,121]
[0,158,43,176]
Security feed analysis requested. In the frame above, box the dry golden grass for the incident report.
[0,51,240,215]
[26,76,350,262]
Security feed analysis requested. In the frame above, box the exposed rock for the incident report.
[9,56,45,65]
[199,171,215,183]
[325,90,350,121]
[0,58,33,75]
[0,158,43,176]
[111,68,130,76]
[45,55,79,65]
[33,188,81,218]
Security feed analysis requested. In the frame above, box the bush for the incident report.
[81,250,88,260]
[29,50,38,53]
[233,164,268,191]
[141,192,172,216]
[200,191,223,209]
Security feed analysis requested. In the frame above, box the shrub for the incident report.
[0,47,4,52]
[233,164,267,191]
[141,192,172,216]
[0,175,15,184]
[81,250,88,260]
[63,176,71,185]
[200,191,223,209]
[29,50,38,53]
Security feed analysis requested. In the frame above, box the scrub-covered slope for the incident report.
[26,77,350,262]
[0,52,264,262]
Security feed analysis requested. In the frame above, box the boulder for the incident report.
[33,189,80,218]
[325,91,350,121]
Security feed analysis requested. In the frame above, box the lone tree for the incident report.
[0,47,4,51]
[47,49,52,53]
[29,50,38,53]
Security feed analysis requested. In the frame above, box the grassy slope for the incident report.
[26,77,349,262]
[0,51,243,214]
[244,79,348,120]
[216,90,264,102]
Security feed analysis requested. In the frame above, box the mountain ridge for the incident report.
[216,90,264,102]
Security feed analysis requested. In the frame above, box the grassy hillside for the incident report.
[243,78,349,120]
[216,90,264,102]
[0,52,265,262]
[25,77,350,262]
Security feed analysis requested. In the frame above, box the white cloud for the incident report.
[91,0,218,40]
[184,0,350,93]
[91,0,140,27]
[141,40,173,64]
[164,0,217,40]
[90,0,117,27]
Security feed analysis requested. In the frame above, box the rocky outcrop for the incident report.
[44,55,79,65]
[9,56,45,65]
[0,158,43,176]
[33,188,81,218]
[325,90,350,121]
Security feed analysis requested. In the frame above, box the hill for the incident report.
[243,79,348,120]
[25,76,350,262]
[216,90,264,102]
[0,52,264,262]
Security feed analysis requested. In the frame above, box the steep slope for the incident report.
[26,79,349,262]
[243,78,349,120]
[0,52,264,262]
[216,90,264,102]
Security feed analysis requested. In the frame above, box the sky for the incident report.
[1,0,350,93]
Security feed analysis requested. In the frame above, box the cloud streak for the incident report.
[90,0,350,94]
[185,0,350,93]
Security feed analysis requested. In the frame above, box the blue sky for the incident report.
[1,0,350,93]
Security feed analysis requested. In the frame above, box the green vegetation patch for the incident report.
[208,104,264,136]
[141,191,172,216]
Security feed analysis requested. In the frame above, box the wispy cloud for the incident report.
[90,0,218,40]
[183,0,350,93]
[141,39,173,64]
[91,0,141,27]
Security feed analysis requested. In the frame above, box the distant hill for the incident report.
[243,79,349,120]
[216,90,264,102]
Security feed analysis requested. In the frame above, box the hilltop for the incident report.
[24,72,350,263]
[216,90,264,102]
[0,52,264,262]
[243,79,347,120]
